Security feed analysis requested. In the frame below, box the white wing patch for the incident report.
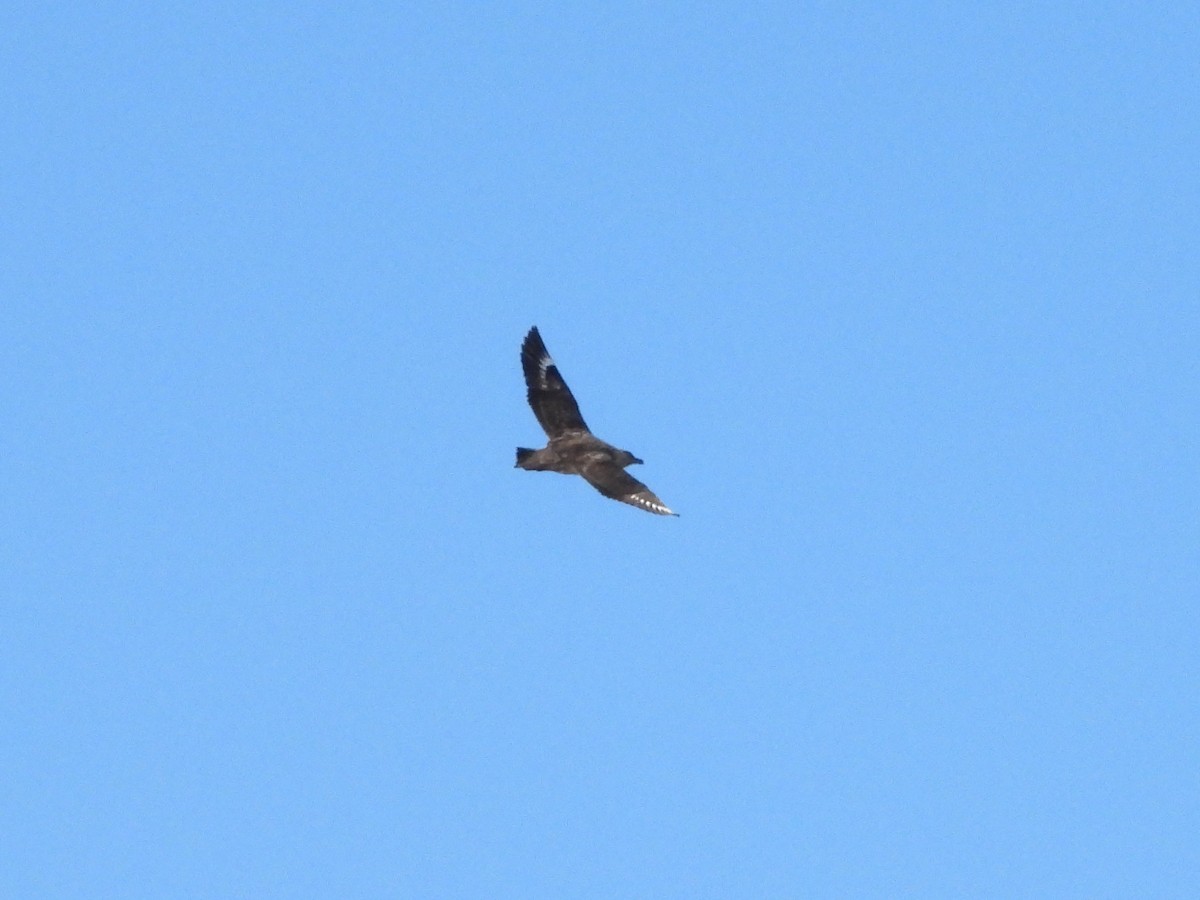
[630,492,676,516]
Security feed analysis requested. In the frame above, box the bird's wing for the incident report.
[581,459,677,516]
[521,326,589,438]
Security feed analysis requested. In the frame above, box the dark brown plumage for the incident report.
[515,326,677,516]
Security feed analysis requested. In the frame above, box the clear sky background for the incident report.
[3,3,1197,897]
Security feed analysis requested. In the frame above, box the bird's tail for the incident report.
[515,447,535,468]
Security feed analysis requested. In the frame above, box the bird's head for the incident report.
[617,449,644,467]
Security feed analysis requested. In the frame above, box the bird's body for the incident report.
[515,326,677,516]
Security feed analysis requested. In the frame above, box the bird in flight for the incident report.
[515,326,677,516]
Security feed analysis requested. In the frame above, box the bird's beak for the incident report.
[632,456,644,465]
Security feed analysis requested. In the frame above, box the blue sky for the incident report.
[3,3,1198,897]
